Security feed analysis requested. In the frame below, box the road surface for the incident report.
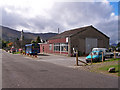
[37,53,86,67]
[2,51,118,88]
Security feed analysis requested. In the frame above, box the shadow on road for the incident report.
[37,54,50,56]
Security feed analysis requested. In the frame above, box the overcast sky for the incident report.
[0,0,119,44]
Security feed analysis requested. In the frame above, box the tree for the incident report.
[36,36,41,43]
[31,40,36,44]
[16,38,19,41]
[117,42,120,51]
[117,42,120,47]
[7,42,13,47]
[0,39,2,49]
[2,40,7,48]
[42,40,45,43]
[23,36,24,40]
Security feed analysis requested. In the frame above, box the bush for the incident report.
[78,51,83,56]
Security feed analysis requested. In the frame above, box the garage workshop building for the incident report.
[40,25,109,56]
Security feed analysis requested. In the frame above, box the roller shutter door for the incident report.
[86,38,97,54]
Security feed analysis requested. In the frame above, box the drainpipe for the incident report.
[68,36,71,56]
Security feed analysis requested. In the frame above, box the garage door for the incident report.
[86,38,97,54]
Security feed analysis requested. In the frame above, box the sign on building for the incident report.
[66,37,68,43]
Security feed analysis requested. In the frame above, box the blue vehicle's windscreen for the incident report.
[26,46,32,53]
[89,52,99,55]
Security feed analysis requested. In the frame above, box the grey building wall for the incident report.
[69,27,109,55]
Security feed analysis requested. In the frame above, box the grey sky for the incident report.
[0,0,118,44]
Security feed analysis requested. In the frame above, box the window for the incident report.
[49,44,52,50]
[54,43,60,51]
[54,43,68,52]
[61,43,68,52]
[27,46,31,51]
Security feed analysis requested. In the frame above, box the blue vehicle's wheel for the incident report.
[94,59,98,62]
[86,60,89,63]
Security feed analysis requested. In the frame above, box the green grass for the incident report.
[12,52,21,54]
[12,50,25,54]
[105,58,120,62]
[90,58,120,65]
[99,64,120,76]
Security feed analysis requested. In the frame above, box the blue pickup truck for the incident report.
[86,50,105,63]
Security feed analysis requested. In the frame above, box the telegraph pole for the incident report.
[58,28,59,34]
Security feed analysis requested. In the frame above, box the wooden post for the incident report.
[114,50,116,59]
[102,52,104,62]
[76,50,78,66]
[91,53,92,65]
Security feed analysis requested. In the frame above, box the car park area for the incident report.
[37,53,86,67]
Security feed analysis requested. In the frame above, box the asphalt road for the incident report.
[2,51,118,88]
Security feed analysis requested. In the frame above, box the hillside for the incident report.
[1,26,57,41]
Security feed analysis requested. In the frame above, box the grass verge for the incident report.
[104,58,120,62]
[83,58,120,77]
[12,52,21,54]
[99,64,120,76]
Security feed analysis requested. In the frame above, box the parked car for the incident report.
[10,47,16,53]
[86,50,105,63]
[19,48,23,53]
[92,48,114,58]
[118,52,120,56]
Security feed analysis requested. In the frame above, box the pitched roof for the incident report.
[49,25,109,40]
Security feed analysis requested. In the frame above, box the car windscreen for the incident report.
[89,52,99,55]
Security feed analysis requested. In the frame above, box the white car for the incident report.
[118,53,120,56]
[92,48,114,58]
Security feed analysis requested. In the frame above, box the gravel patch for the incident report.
[74,60,118,77]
